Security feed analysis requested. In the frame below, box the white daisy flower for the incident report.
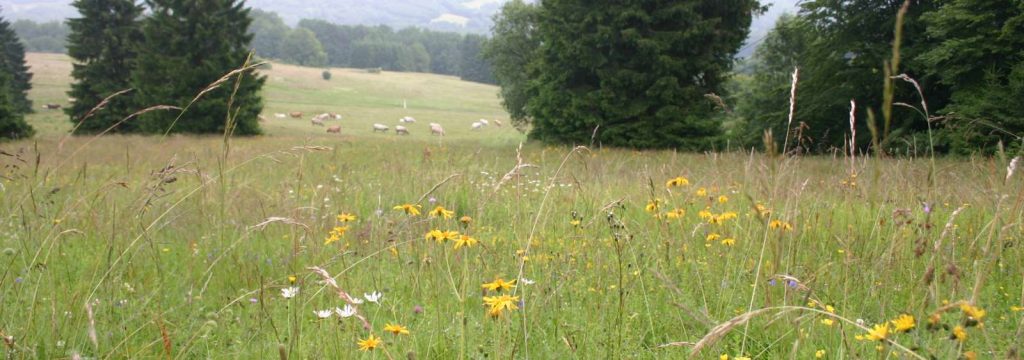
[520,278,536,285]
[314,309,334,319]
[364,291,383,303]
[335,304,356,318]
[350,297,364,305]
[281,287,299,299]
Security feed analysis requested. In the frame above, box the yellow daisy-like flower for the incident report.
[482,278,516,292]
[815,349,825,358]
[425,229,445,243]
[719,355,729,360]
[429,206,455,219]
[645,199,663,213]
[324,233,341,245]
[459,215,473,225]
[570,219,582,227]
[706,233,721,242]
[483,294,520,318]
[696,187,707,197]
[357,334,382,351]
[890,314,915,333]
[960,304,986,323]
[336,213,356,222]
[754,203,771,217]
[383,323,410,335]
[441,230,460,241]
[718,195,729,203]
[864,323,889,341]
[665,208,686,219]
[719,211,738,220]
[951,325,967,342]
[721,238,736,246]
[769,220,793,231]
[288,275,297,284]
[393,204,421,216]
[698,209,713,219]
[820,318,834,327]
[324,226,348,245]
[666,176,689,187]
[453,235,478,250]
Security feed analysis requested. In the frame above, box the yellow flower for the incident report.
[666,176,689,187]
[482,278,516,292]
[698,209,713,219]
[960,304,986,323]
[719,211,738,220]
[815,350,825,358]
[324,233,340,246]
[459,215,473,225]
[1011,306,1024,312]
[429,206,455,219]
[441,230,460,241]
[963,351,977,360]
[357,334,382,351]
[718,195,729,203]
[754,203,770,217]
[719,355,728,360]
[425,230,445,243]
[336,213,356,222]
[769,220,793,230]
[825,305,835,313]
[383,323,410,335]
[645,199,663,213]
[696,187,707,197]
[706,233,721,242]
[721,238,736,246]
[570,219,582,227]
[483,294,520,318]
[820,318,834,327]
[453,235,478,250]
[393,204,421,216]
[665,208,686,219]
[951,325,967,342]
[890,314,915,333]
[288,275,297,284]
[864,323,889,341]
[735,357,751,360]
[324,226,349,245]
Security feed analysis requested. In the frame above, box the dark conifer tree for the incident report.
[133,0,264,135]
[65,0,144,133]
[0,9,33,115]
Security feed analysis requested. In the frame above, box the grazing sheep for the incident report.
[471,122,484,130]
[330,113,342,120]
[313,113,331,122]
[274,113,287,118]
[311,118,325,126]
[400,116,416,123]
[478,119,489,126]
[289,112,303,118]
[430,123,445,136]
[494,119,503,127]
[395,125,409,135]
[372,124,389,133]
[326,126,341,133]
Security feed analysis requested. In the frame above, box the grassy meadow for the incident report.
[0,53,1022,359]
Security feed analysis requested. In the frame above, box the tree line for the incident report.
[9,19,69,53]
[0,9,34,139]
[249,9,494,84]
[485,0,1023,154]
[732,0,1024,155]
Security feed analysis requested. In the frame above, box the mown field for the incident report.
[1,54,1022,359]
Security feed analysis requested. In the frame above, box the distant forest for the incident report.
[9,8,495,84]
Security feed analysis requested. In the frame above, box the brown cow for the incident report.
[326,126,341,133]
[289,112,303,118]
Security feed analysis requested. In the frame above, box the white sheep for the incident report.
[399,116,416,123]
[430,123,445,136]
[471,122,484,130]
[311,118,325,126]
[395,125,409,135]
[372,123,389,133]
[478,119,489,126]
[274,113,287,118]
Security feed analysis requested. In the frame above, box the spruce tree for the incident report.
[133,0,264,135]
[65,0,144,133]
[0,9,33,114]
[0,70,34,139]
[525,0,762,149]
